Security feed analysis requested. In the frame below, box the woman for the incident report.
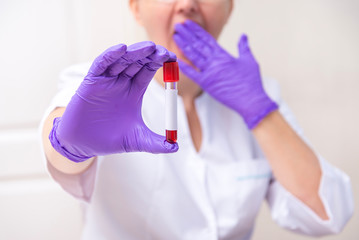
[41,0,353,239]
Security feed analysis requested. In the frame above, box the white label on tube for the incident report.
[165,89,177,130]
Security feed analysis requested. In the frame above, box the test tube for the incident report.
[163,61,179,143]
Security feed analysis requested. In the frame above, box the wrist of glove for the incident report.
[49,117,94,163]
[237,94,278,129]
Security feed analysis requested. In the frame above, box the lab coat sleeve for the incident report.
[39,62,97,203]
[261,77,354,236]
[266,155,353,236]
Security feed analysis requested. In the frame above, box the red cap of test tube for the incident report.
[163,62,179,82]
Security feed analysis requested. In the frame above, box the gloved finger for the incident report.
[174,23,197,42]
[138,128,179,154]
[183,20,219,49]
[107,41,156,76]
[121,45,172,85]
[237,34,258,64]
[178,59,202,85]
[168,51,177,62]
[238,34,251,57]
[145,45,170,63]
[89,44,127,76]
[130,60,162,93]
[173,33,208,71]
[119,61,146,82]
[138,45,173,70]
[175,22,213,58]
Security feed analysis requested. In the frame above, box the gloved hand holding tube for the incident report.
[174,20,278,129]
[49,41,179,163]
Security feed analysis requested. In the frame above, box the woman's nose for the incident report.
[175,0,200,14]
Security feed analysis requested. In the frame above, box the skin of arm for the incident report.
[252,110,329,220]
[42,107,95,175]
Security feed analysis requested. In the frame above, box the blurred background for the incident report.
[0,0,358,239]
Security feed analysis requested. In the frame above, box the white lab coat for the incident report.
[40,63,353,240]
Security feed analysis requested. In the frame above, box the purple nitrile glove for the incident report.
[174,20,278,129]
[49,41,179,162]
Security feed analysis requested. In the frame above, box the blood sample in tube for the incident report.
[163,62,179,143]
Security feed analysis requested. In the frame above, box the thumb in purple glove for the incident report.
[49,42,178,162]
[174,20,278,129]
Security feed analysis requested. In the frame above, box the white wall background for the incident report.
[0,0,358,239]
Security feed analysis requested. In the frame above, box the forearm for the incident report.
[252,110,329,220]
[42,107,95,175]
